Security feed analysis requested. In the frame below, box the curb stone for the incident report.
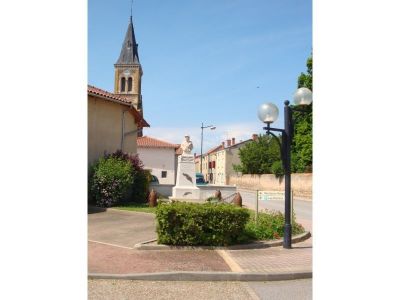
[88,271,312,282]
[134,231,311,250]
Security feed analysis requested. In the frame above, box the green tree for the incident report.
[233,135,283,175]
[234,55,313,175]
[297,55,312,90]
[292,54,313,172]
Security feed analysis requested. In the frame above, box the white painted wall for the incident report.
[137,147,176,185]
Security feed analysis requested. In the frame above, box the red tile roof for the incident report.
[88,85,132,105]
[138,136,180,149]
[88,85,150,128]
[200,139,253,157]
[206,144,224,155]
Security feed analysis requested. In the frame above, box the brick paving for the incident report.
[225,239,312,273]
[89,241,231,274]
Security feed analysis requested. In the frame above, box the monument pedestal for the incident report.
[171,154,200,200]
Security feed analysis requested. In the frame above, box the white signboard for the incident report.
[256,190,294,224]
[257,191,287,201]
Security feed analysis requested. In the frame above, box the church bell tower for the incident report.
[114,16,143,117]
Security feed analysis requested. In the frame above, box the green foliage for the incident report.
[130,169,151,203]
[291,105,313,172]
[234,135,282,175]
[156,202,250,246]
[292,54,313,172]
[104,150,151,203]
[270,161,284,177]
[297,55,312,90]
[245,210,305,240]
[89,151,151,207]
[89,157,133,207]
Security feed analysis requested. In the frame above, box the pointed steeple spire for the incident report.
[115,17,140,65]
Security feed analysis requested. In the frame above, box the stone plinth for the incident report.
[171,155,200,200]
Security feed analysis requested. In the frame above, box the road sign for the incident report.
[257,190,285,201]
[256,190,294,224]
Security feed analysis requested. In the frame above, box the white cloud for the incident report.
[143,121,263,154]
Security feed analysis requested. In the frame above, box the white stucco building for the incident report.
[137,136,180,185]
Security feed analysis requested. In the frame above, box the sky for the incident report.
[88,0,312,154]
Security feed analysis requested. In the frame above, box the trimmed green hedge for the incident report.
[156,202,250,246]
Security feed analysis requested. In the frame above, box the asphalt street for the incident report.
[88,279,312,300]
[238,189,312,221]
[88,209,157,248]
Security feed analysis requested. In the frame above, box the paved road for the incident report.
[238,189,312,221]
[247,279,312,300]
[238,189,312,232]
[88,279,312,300]
[88,209,156,248]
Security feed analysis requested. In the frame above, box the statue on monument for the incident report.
[180,135,193,155]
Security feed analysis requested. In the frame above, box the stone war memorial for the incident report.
[171,135,201,200]
[171,135,237,201]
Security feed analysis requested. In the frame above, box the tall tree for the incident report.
[234,55,313,175]
[233,135,283,175]
[297,55,312,90]
[291,54,313,172]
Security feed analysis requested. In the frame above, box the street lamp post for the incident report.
[200,122,216,174]
[257,87,312,249]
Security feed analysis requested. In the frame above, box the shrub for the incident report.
[131,169,151,203]
[89,156,133,207]
[245,209,304,240]
[104,150,150,203]
[156,202,250,246]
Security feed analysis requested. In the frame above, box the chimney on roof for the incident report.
[252,134,258,141]
[232,137,235,145]
[226,139,231,147]
[222,141,225,148]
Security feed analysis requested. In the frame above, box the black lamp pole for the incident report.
[260,88,312,249]
[200,122,204,174]
[283,100,293,249]
[264,100,293,249]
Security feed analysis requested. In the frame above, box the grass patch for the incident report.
[113,202,157,214]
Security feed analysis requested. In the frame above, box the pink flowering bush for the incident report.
[89,156,133,207]
[104,150,151,203]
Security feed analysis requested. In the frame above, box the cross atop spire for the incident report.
[115,16,140,65]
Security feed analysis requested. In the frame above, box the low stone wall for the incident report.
[228,173,312,201]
